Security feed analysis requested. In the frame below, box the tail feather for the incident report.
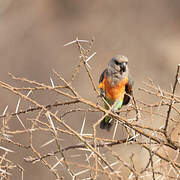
[100,116,113,131]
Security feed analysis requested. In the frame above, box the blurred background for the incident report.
[0,0,180,179]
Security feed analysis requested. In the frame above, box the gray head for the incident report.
[107,55,129,77]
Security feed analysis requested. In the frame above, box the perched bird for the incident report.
[98,55,133,130]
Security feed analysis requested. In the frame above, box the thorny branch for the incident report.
[0,39,179,180]
[164,65,180,132]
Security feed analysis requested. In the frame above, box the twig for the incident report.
[164,64,180,132]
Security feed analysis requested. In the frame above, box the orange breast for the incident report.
[98,75,128,101]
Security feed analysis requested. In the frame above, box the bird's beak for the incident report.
[120,62,126,72]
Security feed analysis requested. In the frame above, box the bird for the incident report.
[98,55,133,130]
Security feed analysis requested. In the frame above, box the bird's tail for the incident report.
[100,116,113,131]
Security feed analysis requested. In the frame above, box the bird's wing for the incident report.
[98,69,107,98]
[99,69,107,83]
[123,74,133,105]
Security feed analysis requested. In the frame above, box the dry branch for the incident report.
[0,39,179,179]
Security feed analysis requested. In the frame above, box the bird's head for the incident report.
[108,55,129,76]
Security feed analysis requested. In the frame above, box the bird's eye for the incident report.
[114,60,119,65]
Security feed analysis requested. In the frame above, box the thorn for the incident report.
[0,168,11,176]
[41,139,55,148]
[63,39,89,47]
[51,157,63,170]
[26,90,32,97]
[45,112,57,135]
[85,52,96,69]
[103,160,119,170]
[16,115,26,129]
[112,120,118,140]
[85,52,96,63]
[74,169,90,177]
[50,77,55,88]
[15,98,21,113]
[0,146,13,153]
[2,105,8,116]
[80,115,86,137]
[128,133,139,142]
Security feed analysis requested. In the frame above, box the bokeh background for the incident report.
[0,1,180,179]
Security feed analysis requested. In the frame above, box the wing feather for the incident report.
[123,74,133,105]
[98,69,107,98]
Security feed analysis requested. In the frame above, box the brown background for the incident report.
[0,1,180,179]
